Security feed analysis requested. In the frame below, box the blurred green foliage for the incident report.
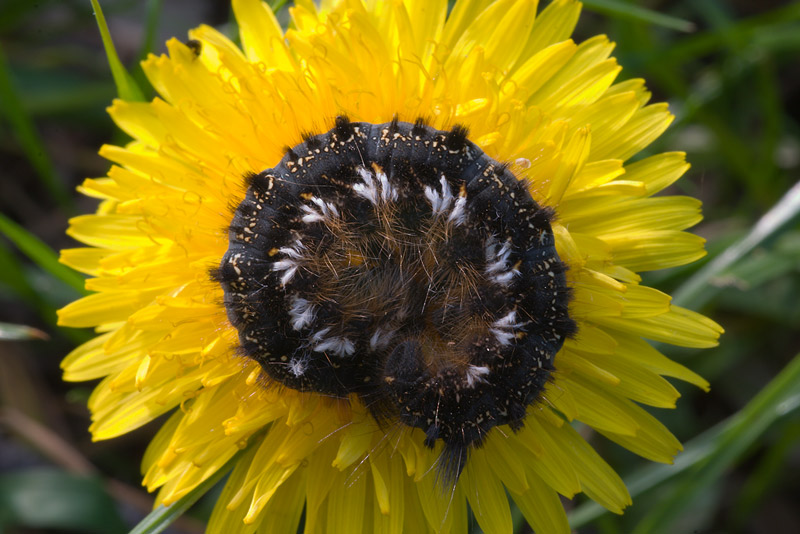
[0,1,798,533]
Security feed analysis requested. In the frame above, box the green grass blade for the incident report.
[139,0,162,61]
[131,0,162,95]
[582,0,695,32]
[632,353,800,534]
[568,353,800,529]
[673,179,800,308]
[270,0,290,11]
[0,241,89,345]
[568,421,719,528]
[0,43,72,211]
[128,445,251,534]
[730,422,800,526]
[0,322,49,340]
[90,0,145,102]
[652,4,800,67]
[0,241,42,307]
[0,212,87,296]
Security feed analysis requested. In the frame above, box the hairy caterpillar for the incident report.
[214,116,575,482]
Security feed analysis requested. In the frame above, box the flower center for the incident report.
[217,117,575,476]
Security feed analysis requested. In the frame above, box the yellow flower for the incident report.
[58,0,723,532]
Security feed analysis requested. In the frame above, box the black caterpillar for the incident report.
[214,116,576,482]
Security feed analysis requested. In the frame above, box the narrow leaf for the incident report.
[673,179,800,308]
[568,353,800,529]
[0,43,72,210]
[0,322,49,340]
[0,212,87,295]
[582,0,696,32]
[90,0,145,102]
[633,353,800,533]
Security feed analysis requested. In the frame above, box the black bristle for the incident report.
[208,266,223,283]
[437,442,469,490]
[388,114,400,133]
[445,124,470,150]
[225,199,241,216]
[301,131,322,149]
[246,172,273,195]
[334,115,352,136]
[412,116,428,135]
[537,205,556,224]
[243,171,259,187]
[284,146,299,161]
[424,424,440,447]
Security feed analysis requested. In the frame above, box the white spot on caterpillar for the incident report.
[289,357,308,377]
[354,166,378,204]
[278,241,305,259]
[493,310,518,328]
[229,253,243,275]
[300,207,323,223]
[301,196,339,223]
[465,365,490,388]
[376,168,397,202]
[424,175,454,215]
[447,195,467,226]
[273,240,306,285]
[369,327,395,350]
[354,165,396,205]
[272,260,298,286]
[490,311,523,346]
[288,295,316,331]
[485,238,511,274]
[492,269,519,285]
[484,237,519,286]
[310,328,331,343]
[314,336,356,357]
[311,327,355,356]
[538,231,549,245]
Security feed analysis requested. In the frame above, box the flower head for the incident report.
[59,0,723,532]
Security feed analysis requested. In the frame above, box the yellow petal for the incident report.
[253,470,306,533]
[625,151,691,195]
[613,331,710,390]
[482,432,529,494]
[518,416,582,497]
[570,349,681,408]
[57,288,161,327]
[604,230,707,271]
[542,421,632,513]
[509,471,571,534]
[463,449,513,534]
[207,441,262,534]
[327,467,367,534]
[232,0,293,68]
[440,0,496,51]
[565,196,703,237]
[558,374,640,435]
[591,102,674,162]
[59,247,110,276]
[517,0,582,60]
[602,305,724,348]
[599,404,683,464]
